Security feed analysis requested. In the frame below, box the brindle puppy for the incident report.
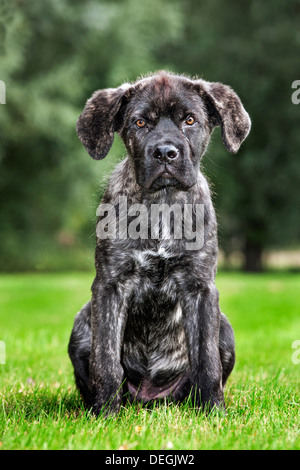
[68,71,251,415]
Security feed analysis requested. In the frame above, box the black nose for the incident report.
[153,145,179,162]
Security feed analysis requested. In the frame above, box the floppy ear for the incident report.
[195,80,251,153]
[76,83,131,160]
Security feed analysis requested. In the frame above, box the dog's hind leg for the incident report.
[219,313,235,387]
[68,301,92,405]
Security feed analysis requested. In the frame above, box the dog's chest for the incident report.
[121,247,189,387]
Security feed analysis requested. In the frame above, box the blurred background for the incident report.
[0,0,300,273]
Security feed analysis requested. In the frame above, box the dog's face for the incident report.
[77,72,251,192]
[119,75,212,191]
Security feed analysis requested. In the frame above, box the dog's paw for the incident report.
[92,393,122,417]
[189,384,225,414]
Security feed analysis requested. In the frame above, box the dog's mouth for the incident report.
[160,171,173,179]
[147,169,181,191]
[136,157,197,193]
[147,166,196,192]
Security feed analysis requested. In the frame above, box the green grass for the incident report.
[0,272,299,450]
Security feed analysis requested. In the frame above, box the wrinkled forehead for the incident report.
[126,74,206,120]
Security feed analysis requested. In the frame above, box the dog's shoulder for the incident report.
[103,157,141,204]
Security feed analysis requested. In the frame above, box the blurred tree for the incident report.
[0,0,299,272]
[164,0,300,271]
[0,0,94,270]
[0,0,182,270]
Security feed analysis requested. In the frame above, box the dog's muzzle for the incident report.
[140,141,196,192]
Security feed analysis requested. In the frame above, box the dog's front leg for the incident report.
[89,280,127,416]
[182,284,224,411]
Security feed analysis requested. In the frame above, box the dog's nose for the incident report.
[153,145,179,162]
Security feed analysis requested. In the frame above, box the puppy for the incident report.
[68,71,251,415]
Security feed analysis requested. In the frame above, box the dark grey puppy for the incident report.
[68,71,251,415]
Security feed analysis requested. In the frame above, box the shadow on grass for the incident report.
[1,387,88,422]
[1,385,224,424]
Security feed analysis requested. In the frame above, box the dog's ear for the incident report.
[195,80,251,153]
[76,84,131,160]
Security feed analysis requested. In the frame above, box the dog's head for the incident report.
[77,71,251,192]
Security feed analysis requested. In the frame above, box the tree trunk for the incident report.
[243,239,264,272]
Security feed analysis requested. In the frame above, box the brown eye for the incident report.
[136,119,146,128]
[185,115,195,126]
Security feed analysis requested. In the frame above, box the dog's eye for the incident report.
[185,115,195,126]
[136,119,146,128]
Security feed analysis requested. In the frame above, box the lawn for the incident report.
[0,271,299,450]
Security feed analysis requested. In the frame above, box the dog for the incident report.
[68,71,251,415]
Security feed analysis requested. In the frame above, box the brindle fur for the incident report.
[68,71,251,415]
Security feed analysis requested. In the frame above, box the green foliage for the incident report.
[169,0,300,264]
[0,0,299,270]
[0,0,183,271]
